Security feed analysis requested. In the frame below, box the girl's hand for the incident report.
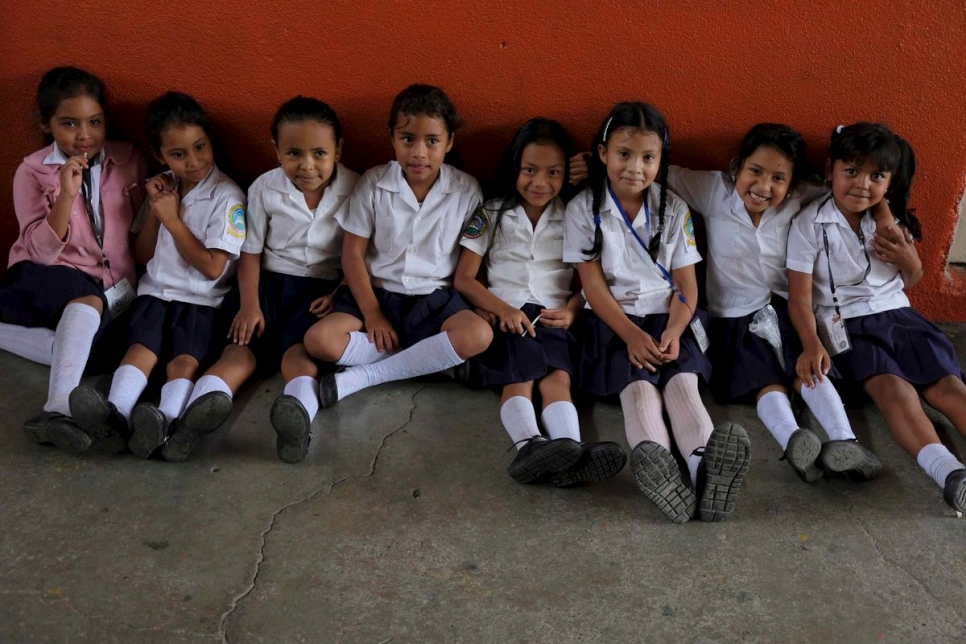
[496,305,535,337]
[58,156,88,199]
[872,229,919,272]
[474,307,498,326]
[147,175,180,227]
[539,308,575,329]
[796,342,830,388]
[569,152,591,185]
[627,329,663,373]
[658,329,681,362]
[228,304,265,346]
[365,311,399,353]
[309,295,334,318]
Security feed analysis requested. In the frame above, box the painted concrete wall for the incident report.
[2,0,965,318]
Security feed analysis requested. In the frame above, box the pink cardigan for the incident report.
[8,141,147,289]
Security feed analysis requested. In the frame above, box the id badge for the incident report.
[105,278,135,317]
[689,316,710,354]
[817,313,852,356]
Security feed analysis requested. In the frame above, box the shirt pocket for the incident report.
[435,214,466,255]
[599,228,626,278]
[708,220,743,258]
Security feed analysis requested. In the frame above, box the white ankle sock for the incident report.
[916,443,966,489]
[44,303,101,415]
[0,322,55,365]
[541,401,581,441]
[158,378,194,424]
[107,364,149,421]
[756,391,800,451]
[284,376,320,422]
[500,396,541,448]
[663,373,714,461]
[799,378,855,441]
[334,332,462,400]
[336,331,390,366]
[185,374,233,409]
[687,452,703,488]
[619,381,671,450]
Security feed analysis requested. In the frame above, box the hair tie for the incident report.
[835,124,845,134]
[603,117,613,142]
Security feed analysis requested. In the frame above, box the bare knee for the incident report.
[221,343,257,373]
[923,375,966,408]
[757,383,789,401]
[167,354,201,381]
[444,312,493,359]
[864,374,917,405]
[538,369,571,393]
[304,318,353,362]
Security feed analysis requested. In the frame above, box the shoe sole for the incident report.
[161,392,232,462]
[271,396,311,464]
[318,373,338,409]
[786,429,823,483]
[47,419,93,454]
[129,404,168,459]
[699,422,751,522]
[551,442,627,488]
[820,441,882,481]
[69,386,127,454]
[508,439,583,484]
[631,442,696,524]
[22,424,52,445]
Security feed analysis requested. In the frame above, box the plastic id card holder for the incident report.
[690,317,710,354]
[105,278,136,317]
[817,313,852,356]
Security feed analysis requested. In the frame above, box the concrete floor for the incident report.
[2,327,966,644]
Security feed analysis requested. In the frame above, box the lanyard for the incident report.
[604,184,687,304]
[80,158,104,249]
[819,196,872,315]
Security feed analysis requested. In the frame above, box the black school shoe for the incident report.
[550,441,626,488]
[23,411,69,445]
[819,439,882,481]
[46,416,94,454]
[128,402,171,459]
[68,385,129,454]
[318,373,339,409]
[271,395,312,464]
[697,422,752,522]
[784,428,823,483]
[630,441,696,524]
[161,391,232,462]
[943,469,966,514]
[508,437,583,484]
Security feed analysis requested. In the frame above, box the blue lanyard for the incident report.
[603,184,687,304]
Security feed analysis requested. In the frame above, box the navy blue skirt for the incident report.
[710,296,802,403]
[127,295,217,363]
[576,309,712,397]
[472,302,575,387]
[221,270,339,371]
[330,286,470,348]
[834,307,963,386]
[0,261,110,336]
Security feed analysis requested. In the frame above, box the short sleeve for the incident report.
[786,212,819,274]
[206,192,246,257]
[562,191,597,263]
[665,166,721,216]
[665,198,702,269]
[241,181,267,255]
[338,172,377,238]
[459,204,496,256]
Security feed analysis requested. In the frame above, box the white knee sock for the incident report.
[334,332,462,400]
[0,322,56,365]
[541,401,581,442]
[336,331,390,366]
[663,373,714,461]
[185,374,233,409]
[917,443,966,489]
[284,376,320,422]
[619,381,671,450]
[108,364,149,421]
[158,378,194,425]
[44,303,101,415]
[756,390,800,451]
[500,396,542,448]
[799,379,855,442]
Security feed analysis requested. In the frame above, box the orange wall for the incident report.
[3,0,966,318]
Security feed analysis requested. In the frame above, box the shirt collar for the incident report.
[601,183,657,225]
[179,165,219,203]
[376,160,456,195]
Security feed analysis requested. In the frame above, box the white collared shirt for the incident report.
[786,195,908,320]
[563,183,701,317]
[667,166,826,318]
[137,166,247,307]
[460,197,573,309]
[338,161,482,295]
[43,143,105,235]
[242,164,358,279]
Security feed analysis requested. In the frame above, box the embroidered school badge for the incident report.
[462,209,489,239]
[227,203,246,238]
[683,211,696,248]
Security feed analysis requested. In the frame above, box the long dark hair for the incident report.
[582,101,670,259]
[36,66,107,145]
[730,123,807,185]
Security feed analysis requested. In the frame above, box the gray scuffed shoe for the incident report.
[23,411,66,445]
[271,395,312,464]
[68,385,128,454]
[631,441,696,524]
[698,422,751,522]
[819,439,882,482]
[161,391,232,462]
[943,469,966,514]
[550,441,626,488]
[47,416,93,454]
[318,373,339,409]
[129,402,170,459]
[508,437,583,484]
[784,428,823,483]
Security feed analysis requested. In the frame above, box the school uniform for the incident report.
[332,161,482,347]
[667,167,826,402]
[128,166,246,364]
[1,142,145,337]
[220,164,358,370]
[460,197,576,386]
[786,195,963,385]
[563,184,710,396]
